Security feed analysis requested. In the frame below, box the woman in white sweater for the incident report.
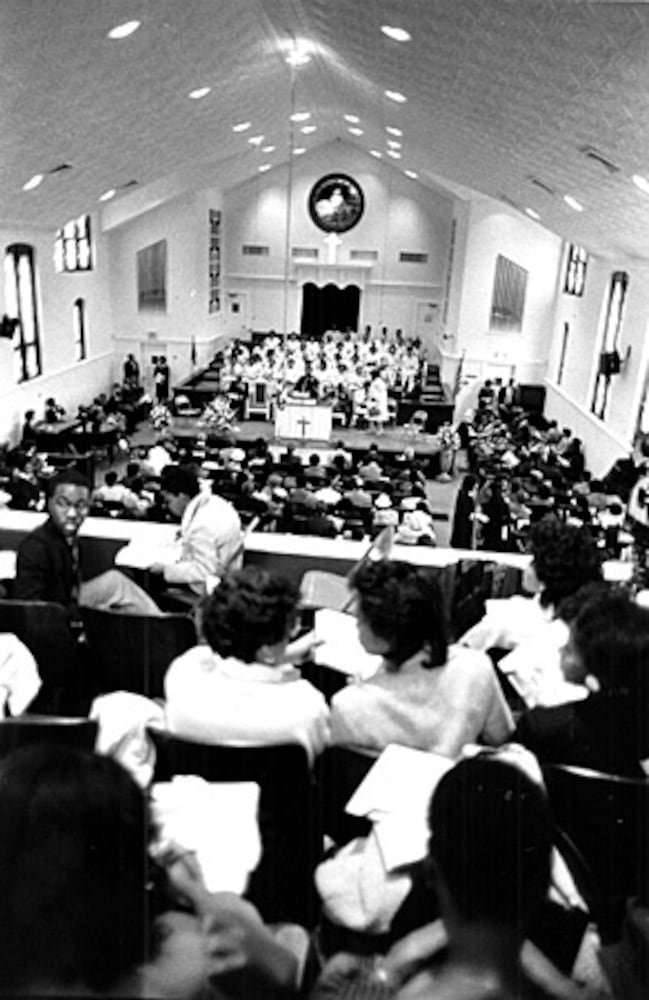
[330,560,513,757]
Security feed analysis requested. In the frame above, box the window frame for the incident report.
[4,242,42,382]
[73,296,87,362]
[591,270,628,421]
[54,214,93,273]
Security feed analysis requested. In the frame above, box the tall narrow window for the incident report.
[564,244,588,296]
[73,297,87,361]
[54,214,92,272]
[591,271,628,421]
[4,243,42,382]
[489,255,527,332]
[557,322,570,385]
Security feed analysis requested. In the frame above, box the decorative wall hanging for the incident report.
[308,173,364,233]
[137,240,167,311]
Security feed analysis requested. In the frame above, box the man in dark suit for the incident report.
[14,469,161,617]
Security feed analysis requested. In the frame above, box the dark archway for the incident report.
[300,282,360,338]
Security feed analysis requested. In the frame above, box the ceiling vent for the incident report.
[529,177,556,196]
[48,163,73,175]
[121,179,138,189]
[579,145,621,174]
[498,193,520,210]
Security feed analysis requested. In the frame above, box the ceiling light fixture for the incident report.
[284,38,313,66]
[404,170,418,179]
[344,114,360,124]
[385,89,407,103]
[369,149,383,158]
[293,147,306,156]
[564,195,584,212]
[108,21,140,40]
[99,189,116,202]
[189,87,211,100]
[386,126,403,136]
[525,207,541,220]
[248,135,264,146]
[387,150,402,159]
[381,26,411,43]
[261,145,276,153]
[259,164,271,173]
[301,125,317,134]
[232,121,251,133]
[290,111,311,122]
[348,127,364,136]
[387,140,402,149]
[23,174,43,191]
[632,174,649,195]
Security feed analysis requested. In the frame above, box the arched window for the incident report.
[4,243,42,382]
[591,270,628,421]
[73,297,87,361]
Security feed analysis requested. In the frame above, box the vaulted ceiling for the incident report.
[4,0,649,259]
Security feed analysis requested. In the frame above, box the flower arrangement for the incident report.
[198,395,238,435]
[435,422,461,452]
[150,403,172,431]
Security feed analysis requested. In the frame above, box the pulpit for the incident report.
[275,398,332,441]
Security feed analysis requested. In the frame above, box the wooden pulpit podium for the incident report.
[275,398,332,441]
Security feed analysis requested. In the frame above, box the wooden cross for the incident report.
[324,233,341,264]
[297,415,311,437]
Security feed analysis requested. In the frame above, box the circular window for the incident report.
[308,173,365,233]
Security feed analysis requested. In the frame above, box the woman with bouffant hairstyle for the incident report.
[330,560,513,755]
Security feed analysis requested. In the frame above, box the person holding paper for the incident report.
[0,744,302,998]
[149,464,243,595]
[165,566,329,761]
[329,561,513,757]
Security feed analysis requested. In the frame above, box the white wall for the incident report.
[107,186,225,387]
[451,198,564,382]
[543,252,649,473]
[223,142,453,349]
[0,219,114,444]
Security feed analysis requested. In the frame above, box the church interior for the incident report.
[0,3,648,997]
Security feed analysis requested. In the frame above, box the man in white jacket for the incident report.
[150,465,243,595]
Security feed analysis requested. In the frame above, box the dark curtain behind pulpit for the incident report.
[300,282,360,337]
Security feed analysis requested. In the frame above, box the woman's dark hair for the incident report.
[0,745,161,993]
[528,516,601,608]
[202,566,299,662]
[350,559,448,668]
[570,591,649,696]
[429,757,552,926]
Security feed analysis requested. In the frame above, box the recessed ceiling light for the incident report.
[386,126,403,136]
[369,150,383,158]
[248,135,264,146]
[23,174,43,191]
[344,114,360,124]
[632,174,649,195]
[259,164,271,173]
[232,121,251,133]
[189,87,211,100]
[564,195,584,212]
[525,207,541,220]
[108,21,140,40]
[261,145,276,154]
[293,147,307,156]
[387,150,402,159]
[381,26,411,43]
[99,189,116,202]
[387,140,402,149]
[404,170,418,180]
[385,90,407,104]
[348,127,364,136]
[290,111,311,122]
[284,38,313,66]
[301,125,317,134]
